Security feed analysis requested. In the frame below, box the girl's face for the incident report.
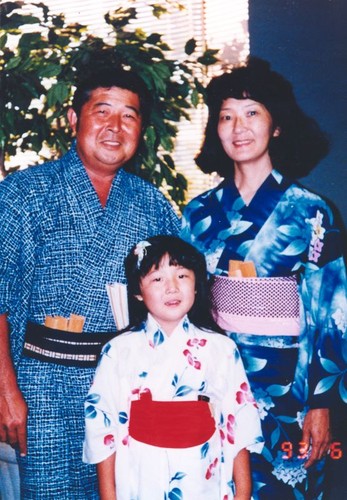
[217,97,280,169]
[136,254,196,336]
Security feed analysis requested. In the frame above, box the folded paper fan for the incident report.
[106,283,129,331]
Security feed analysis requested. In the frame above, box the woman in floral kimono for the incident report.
[83,236,263,499]
[181,57,346,499]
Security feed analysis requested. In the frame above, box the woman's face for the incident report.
[217,98,280,169]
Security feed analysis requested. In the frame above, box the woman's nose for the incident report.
[233,115,246,132]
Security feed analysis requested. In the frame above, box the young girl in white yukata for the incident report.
[83,235,263,500]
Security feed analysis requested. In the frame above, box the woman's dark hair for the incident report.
[196,56,330,179]
[124,235,224,334]
[71,66,152,128]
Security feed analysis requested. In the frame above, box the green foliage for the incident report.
[0,0,219,208]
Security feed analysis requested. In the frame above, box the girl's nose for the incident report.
[165,278,178,293]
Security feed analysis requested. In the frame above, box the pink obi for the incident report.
[210,275,300,336]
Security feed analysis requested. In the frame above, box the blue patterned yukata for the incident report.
[181,169,347,499]
[83,314,263,499]
[0,142,180,499]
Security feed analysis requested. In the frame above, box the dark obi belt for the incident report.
[129,392,216,448]
[23,322,115,367]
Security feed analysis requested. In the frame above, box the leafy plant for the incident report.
[0,0,219,208]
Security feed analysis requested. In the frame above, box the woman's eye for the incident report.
[247,110,257,116]
[220,115,231,121]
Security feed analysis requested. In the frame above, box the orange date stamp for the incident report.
[281,441,343,460]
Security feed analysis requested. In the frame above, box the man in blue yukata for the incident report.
[0,67,180,499]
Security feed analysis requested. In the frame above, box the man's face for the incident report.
[68,86,143,178]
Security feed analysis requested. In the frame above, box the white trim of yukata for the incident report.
[23,342,97,362]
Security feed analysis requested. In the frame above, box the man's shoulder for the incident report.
[120,170,170,203]
[121,170,159,191]
[1,158,62,190]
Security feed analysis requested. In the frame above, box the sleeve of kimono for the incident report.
[160,194,181,236]
[0,177,23,315]
[300,202,347,408]
[220,339,264,458]
[83,341,121,464]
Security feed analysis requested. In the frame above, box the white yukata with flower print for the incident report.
[83,314,263,500]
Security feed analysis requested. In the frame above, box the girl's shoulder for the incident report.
[192,325,238,351]
[102,328,145,353]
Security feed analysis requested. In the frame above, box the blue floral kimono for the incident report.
[181,170,347,499]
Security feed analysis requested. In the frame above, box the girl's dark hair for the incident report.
[196,56,330,179]
[124,235,224,334]
[71,66,152,128]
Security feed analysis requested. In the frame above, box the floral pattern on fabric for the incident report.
[181,171,347,499]
[84,315,263,500]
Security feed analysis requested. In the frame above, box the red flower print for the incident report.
[187,338,207,347]
[226,414,235,444]
[183,349,201,370]
[205,457,218,480]
[219,428,225,441]
[104,434,115,449]
[236,381,256,405]
[240,382,248,391]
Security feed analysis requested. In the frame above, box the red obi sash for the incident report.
[129,392,216,448]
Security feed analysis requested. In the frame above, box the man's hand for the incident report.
[302,408,331,468]
[0,387,28,456]
[0,313,28,456]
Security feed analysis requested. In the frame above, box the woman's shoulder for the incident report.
[182,180,227,219]
[282,179,335,217]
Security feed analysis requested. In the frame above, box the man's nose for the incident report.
[107,114,121,131]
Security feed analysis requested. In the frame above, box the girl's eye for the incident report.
[247,110,257,117]
[220,114,231,121]
[178,273,188,279]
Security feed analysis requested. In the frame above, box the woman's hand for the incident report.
[302,408,331,468]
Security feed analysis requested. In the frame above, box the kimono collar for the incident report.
[144,314,191,348]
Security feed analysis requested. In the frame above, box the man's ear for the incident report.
[67,108,78,134]
[134,295,143,302]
